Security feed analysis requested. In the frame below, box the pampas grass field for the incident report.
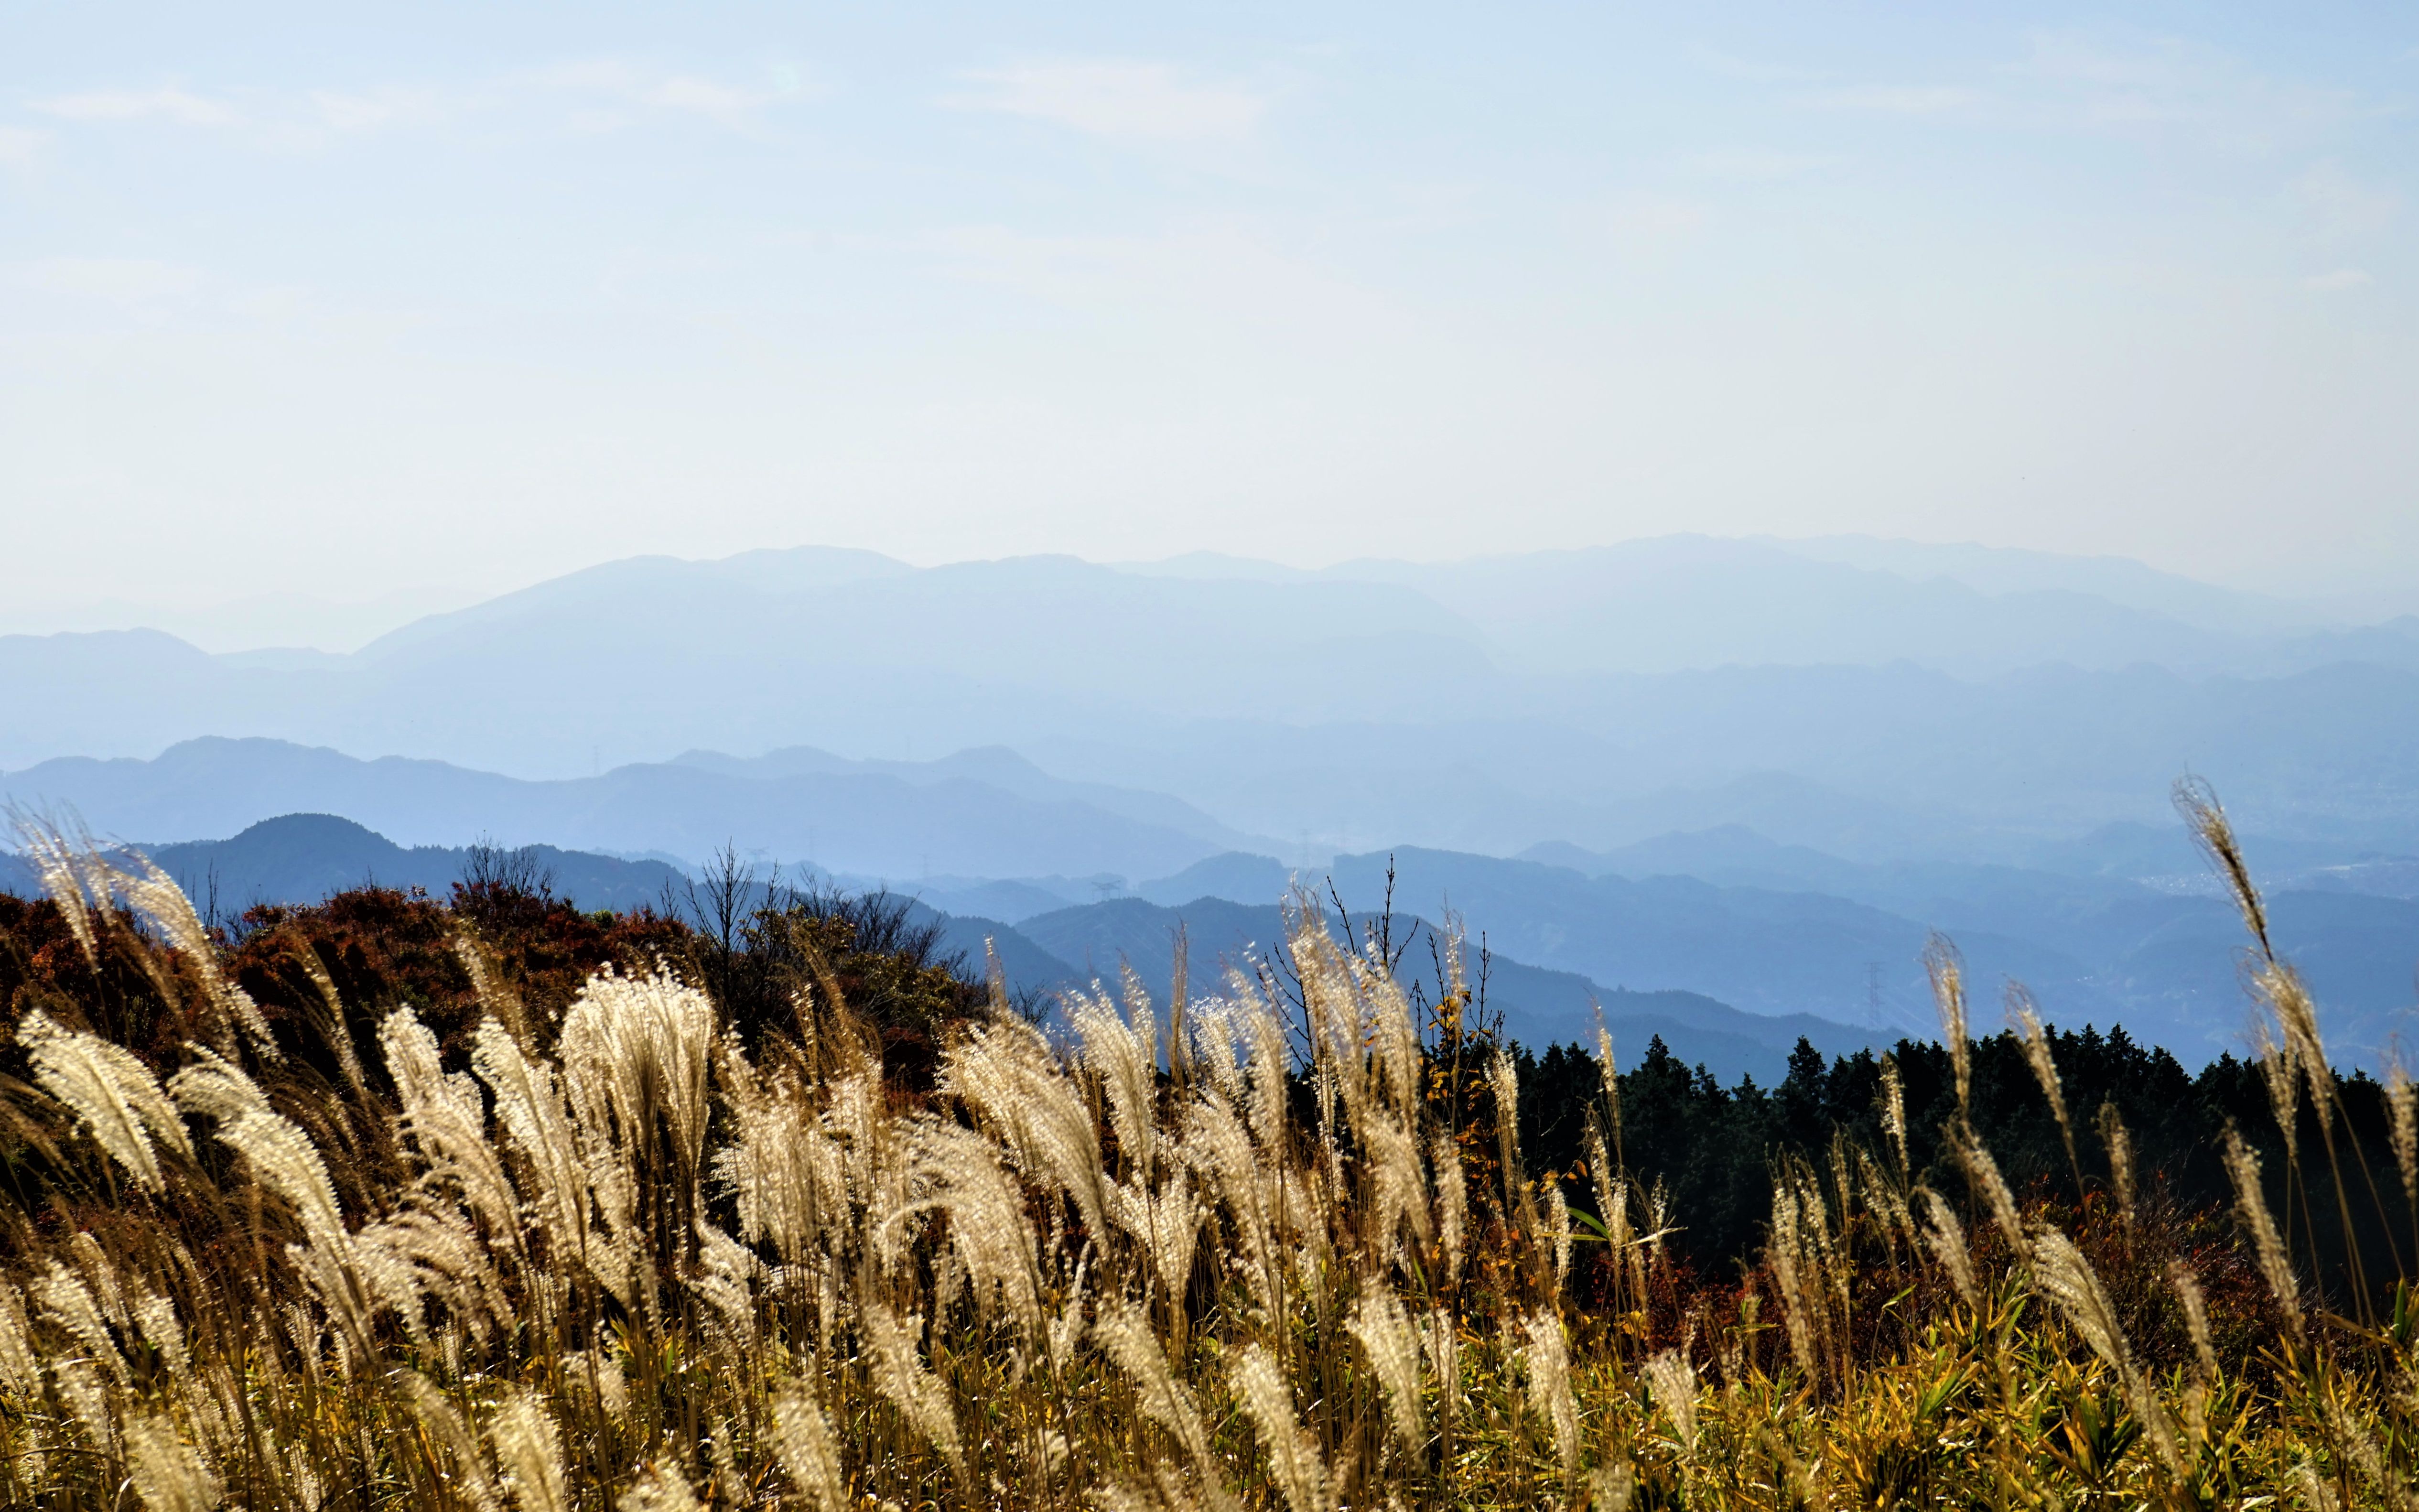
[0,784,2415,1509]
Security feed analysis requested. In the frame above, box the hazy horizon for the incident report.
[0,529,2391,655]
[6,2,2416,624]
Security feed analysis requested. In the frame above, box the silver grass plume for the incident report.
[2257,963,2335,1128]
[1766,1185,1818,1381]
[557,966,717,1183]
[1955,1131,2026,1253]
[687,1219,763,1358]
[12,810,99,963]
[130,1267,191,1383]
[716,1058,847,1267]
[1589,1464,1637,1512]
[2168,1261,2221,1383]
[1077,977,1159,1176]
[454,937,532,1048]
[1432,1129,1467,1285]
[942,1017,1109,1244]
[398,1371,501,1512]
[124,1411,222,1512]
[1422,1306,1462,1426]
[471,1018,619,1301]
[1230,1343,1330,1512]
[117,853,276,1054]
[2176,777,2271,961]
[380,1008,521,1245]
[2253,1016,2301,1163]
[1359,1104,1431,1264]
[2391,1060,2419,1213]
[0,1277,39,1399]
[2222,1126,2303,1338]
[35,1258,129,1387]
[1545,1178,1573,1292]
[1917,1187,1977,1307]
[54,1353,115,1453]
[1097,1300,1236,1508]
[2288,1460,2344,1512]
[770,1382,850,1512]
[1346,1284,1426,1457]
[1924,936,1970,1122]
[1191,1000,1245,1108]
[894,1120,1044,1345]
[18,1008,192,1193]
[168,1049,346,1251]
[1488,1048,1533,1233]
[1181,1092,1280,1313]
[1858,1151,1912,1248]
[1584,1113,1619,1251]
[1879,1055,1909,1176]
[2318,1397,2413,1512]
[2096,1101,2137,1231]
[1241,989,1291,1154]
[2009,989,2077,1177]
[2031,1228,2182,1476]
[862,1299,964,1477]
[1596,1021,1623,1171]
[620,1463,703,1512]
[1641,1348,1699,1453]
[488,1385,567,1512]
[1523,1310,1581,1478]
[292,945,363,1092]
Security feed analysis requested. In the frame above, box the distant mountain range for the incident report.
[9,538,2419,861]
[0,737,1251,882]
[0,813,685,917]
[9,536,2419,1068]
[0,811,1880,1084]
[11,806,2415,1070]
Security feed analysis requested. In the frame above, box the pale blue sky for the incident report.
[3,2,2413,634]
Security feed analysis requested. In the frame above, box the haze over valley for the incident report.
[11,533,2418,1069]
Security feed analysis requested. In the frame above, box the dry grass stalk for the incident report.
[1,813,2410,1510]
[2223,1127,2304,1338]
[1878,1055,1908,1177]
[1924,936,1971,1123]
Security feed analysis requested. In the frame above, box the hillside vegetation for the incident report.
[0,788,2414,1508]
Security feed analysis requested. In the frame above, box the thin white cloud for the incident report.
[309,86,450,132]
[2303,268,2373,291]
[0,126,48,172]
[1681,148,1838,181]
[949,59,1265,142]
[32,87,236,126]
[525,59,789,131]
[13,257,204,302]
[1800,85,1980,115]
[644,76,772,129]
[2013,30,2360,151]
[2299,160,2398,240]
[1607,197,1711,250]
[1685,45,1828,84]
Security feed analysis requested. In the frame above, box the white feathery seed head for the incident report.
[124,1411,222,1512]
[2223,1126,2302,1336]
[1346,1284,1425,1457]
[1924,936,1970,1120]
[1917,1187,1977,1308]
[771,1382,849,1512]
[19,1008,192,1193]
[1641,1348,1698,1453]
[1522,1310,1580,1477]
[1230,1343,1329,1512]
[862,1298,963,1477]
[488,1385,567,1512]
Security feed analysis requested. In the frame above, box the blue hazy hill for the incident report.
[0,812,684,915]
